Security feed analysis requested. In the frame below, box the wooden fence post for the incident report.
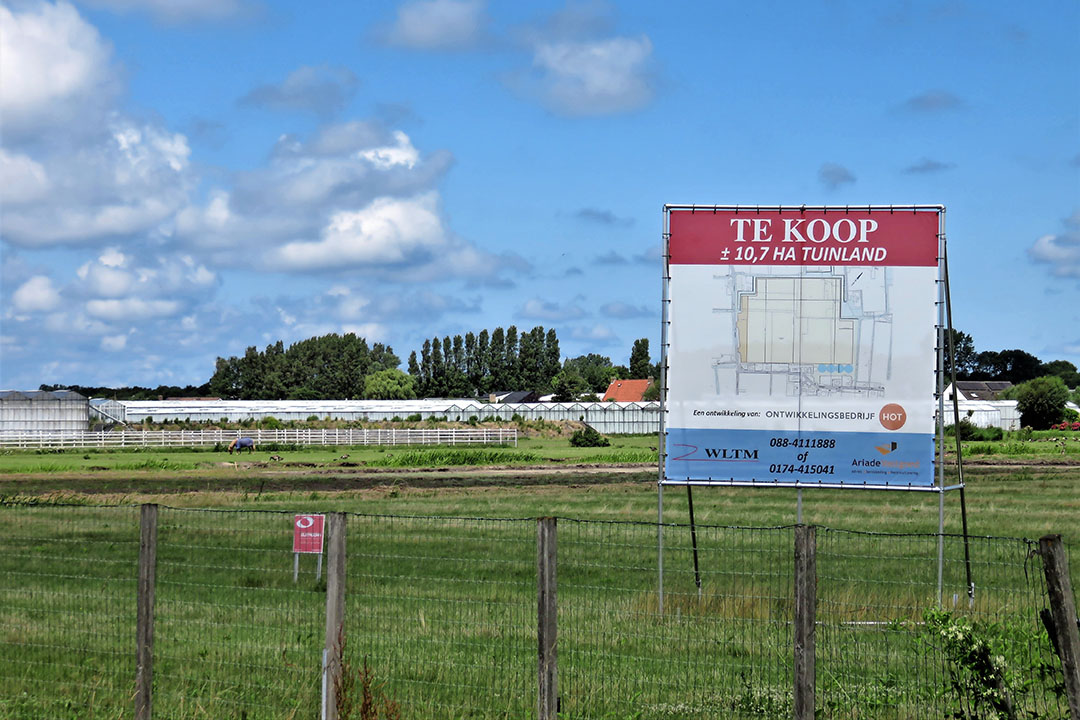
[1039,534,1080,717]
[794,525,816,720]
[538,517,558,720]
[135,503,158,720]
[323,512,347,720]
[321,511,347,720]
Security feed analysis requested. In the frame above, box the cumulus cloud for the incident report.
[1028,211,1080,278]
[517,298,586,321]
[527,35,654,115]
[0,1,119,136]
[903,158,955,174]
[595,251,628,265]
[3,120,191,247]
[266,192,508,280]
[819,163,856,190]
[900,90,964,113]
[77,0,254,23]
[569,323,617,343]
[0,149,51,204]
[275,193,445,270]
[574,207,633,226]
[240,65,359,117]
[12,276,62,313]
[382,0,488,50]
[101,334,128,351]
[600,301,650,319]
[85,297,182,321]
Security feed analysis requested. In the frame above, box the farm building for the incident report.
[0,390,90,432]
[98,399,661,435]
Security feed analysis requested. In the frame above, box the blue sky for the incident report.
[1,0,1077,390]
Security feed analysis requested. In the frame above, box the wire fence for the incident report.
[0,502,1074,719]
[0,427,518,449]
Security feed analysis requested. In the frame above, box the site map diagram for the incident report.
[710,265,893,399]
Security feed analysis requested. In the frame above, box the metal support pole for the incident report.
[943,241,974,601]
[657,484,664,615]
[935,210,947,607]
[687,485,702,598]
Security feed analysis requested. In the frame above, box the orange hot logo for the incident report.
[879,404,906,431]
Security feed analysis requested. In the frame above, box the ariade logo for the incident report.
[875,441,898,455]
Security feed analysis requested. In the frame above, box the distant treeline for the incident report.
[42,329,659,402]
[947,330,1080,387]
[207,334,401,400]
[49,327,1077,403]
[408,326,561,398]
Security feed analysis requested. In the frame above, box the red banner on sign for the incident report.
[669,209,938,267]
[293,514,325,554]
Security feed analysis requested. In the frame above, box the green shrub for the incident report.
[405,414,422,422]
[569,426,610,447]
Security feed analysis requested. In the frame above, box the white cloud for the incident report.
[0,149,50,204]
[530,35,653,115]
[570,323,617,342]
[384,0,487,50]
[101,334,128,351]
[12,276,62,313]
[358,131,420,169]
[3,119,192,247]
[273,193,446,270]
[78,0,252,24]
[518,298,586,321]
[1028,211,1080,278]
[0,1,118,135]
[600,301,651,319]
[240,65,358,116]
[86,297,182,321]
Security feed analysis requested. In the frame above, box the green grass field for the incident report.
[1,433,1078,719]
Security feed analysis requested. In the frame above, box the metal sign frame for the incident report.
[656,204,967,612]
[659,204,951,492]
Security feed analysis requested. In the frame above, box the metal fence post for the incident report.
[135,503,158,720]
[538,517,558,720]
[323,512,347,720]
[794,525,816,720]
[1038,534,1080,716]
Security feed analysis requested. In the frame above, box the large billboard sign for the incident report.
[662,206,942,489]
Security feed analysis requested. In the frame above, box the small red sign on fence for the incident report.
[293,514,325,554]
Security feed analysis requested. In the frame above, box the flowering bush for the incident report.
[1049,421,1080,431]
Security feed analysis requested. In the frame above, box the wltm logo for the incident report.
[875,441,898,456]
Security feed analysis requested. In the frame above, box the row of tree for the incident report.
[46,327,1079,405]
[407,326,562,398]
[207,334,400,400]
[946,330,1080,387]
[189,329,659,401]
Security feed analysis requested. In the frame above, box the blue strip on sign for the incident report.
[664,427,935,487]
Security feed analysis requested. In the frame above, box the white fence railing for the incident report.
[0,427,518,449]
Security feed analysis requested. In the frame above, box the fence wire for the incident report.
[0,503,138,719]
[559,519,795,719]
[816,529,1070,719]
[154,508,325,719]
[345,514,537,719]
[0,503,1074,720]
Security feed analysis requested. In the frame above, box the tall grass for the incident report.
[366,448,540,467]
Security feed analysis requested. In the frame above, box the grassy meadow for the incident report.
[1,430,1078,719]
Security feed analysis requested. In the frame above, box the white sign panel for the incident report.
[663,206,941,488]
